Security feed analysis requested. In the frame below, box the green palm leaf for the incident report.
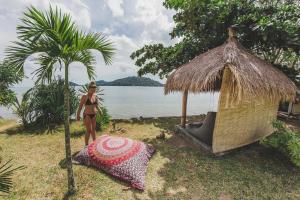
[0,160,25,195]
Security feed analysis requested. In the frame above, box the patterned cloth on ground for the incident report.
[73,134,155,190]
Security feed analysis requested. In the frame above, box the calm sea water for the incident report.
[0,86,219,119]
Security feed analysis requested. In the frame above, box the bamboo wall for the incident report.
[292,103,300,114]
[212,67,279,153]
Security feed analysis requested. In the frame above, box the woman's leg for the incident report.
[91,116,97,141]
[83,115,92,146]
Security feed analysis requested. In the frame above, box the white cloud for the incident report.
[51,0,91,29]
[0,0,175,86]
[133,0,169,26]
[104,0,124,17]
[0,0,92,55]
[123,0,175,46]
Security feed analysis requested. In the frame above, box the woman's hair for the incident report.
[88,81,97,89]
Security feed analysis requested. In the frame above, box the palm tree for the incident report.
[5,6,115,194]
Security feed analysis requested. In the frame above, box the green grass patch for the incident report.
[0,116,299,199]
[0,118,7,126]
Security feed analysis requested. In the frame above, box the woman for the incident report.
[77,81,103,146]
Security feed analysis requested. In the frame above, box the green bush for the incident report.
[12,78,79,129]
[261,120,300,167]
[95,107,111,131]
[0,62,22,107]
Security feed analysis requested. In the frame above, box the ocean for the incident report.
[0,86,219,119]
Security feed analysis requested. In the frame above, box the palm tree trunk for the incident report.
[64,63,76,194]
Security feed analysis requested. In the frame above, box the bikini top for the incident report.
[85,95,98,106]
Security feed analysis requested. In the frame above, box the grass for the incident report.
[0,119,17,133]
[0,116,299,200]
[0,118,12,126]
[0,118,5,126]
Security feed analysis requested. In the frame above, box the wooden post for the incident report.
[288,102,293,116]
[181,90,188,128]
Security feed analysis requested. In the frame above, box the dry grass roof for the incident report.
[165,29,297,102]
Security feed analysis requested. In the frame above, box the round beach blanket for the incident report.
[88,135,142,166]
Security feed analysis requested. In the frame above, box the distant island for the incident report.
[69,81,80,86]
[70,76,163,87]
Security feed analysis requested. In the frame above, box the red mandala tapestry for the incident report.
[88,135,142,166]
[73,135,155,190]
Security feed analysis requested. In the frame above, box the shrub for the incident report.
[12,78,79,129]
[95,107,111,131]
[0,62,22,107]
[261,120,300,167]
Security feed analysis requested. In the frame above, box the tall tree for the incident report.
[131,0,300,85]
[5,6,115,194]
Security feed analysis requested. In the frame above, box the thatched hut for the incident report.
[165,28,297,154]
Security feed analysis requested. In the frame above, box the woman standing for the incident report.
[77,81,103,146]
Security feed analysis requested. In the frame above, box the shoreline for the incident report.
[111,114,206,123]
[0,114,206,121]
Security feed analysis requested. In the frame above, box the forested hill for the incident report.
[69,81,80,86]
[95,76,163,87]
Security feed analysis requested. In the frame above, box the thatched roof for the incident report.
[165,28,297,102]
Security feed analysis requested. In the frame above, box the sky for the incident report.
[0,0,176,87]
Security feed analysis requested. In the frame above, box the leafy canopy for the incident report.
[0,62,22,106]
[5,6,115,83]
[131,0,300,84]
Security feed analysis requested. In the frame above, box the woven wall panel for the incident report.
[212,67,278,153]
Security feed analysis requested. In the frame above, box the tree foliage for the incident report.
[0,62,22,106]
[261,120,300,167]
[131,0,300,84]
[12,78,79,129]
[96,107,111,131]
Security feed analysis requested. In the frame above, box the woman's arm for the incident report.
[76,95,86,121]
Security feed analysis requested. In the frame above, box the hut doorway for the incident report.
[180,90,218,148]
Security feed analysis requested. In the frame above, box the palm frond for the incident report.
[5,40,38,74]
[32,54,60,84]
[0,160,25,195]
[73,50,96,80]
[17,6,50,42]
[77,32,115,65]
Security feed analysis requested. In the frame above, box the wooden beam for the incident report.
[181,90,188,127]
